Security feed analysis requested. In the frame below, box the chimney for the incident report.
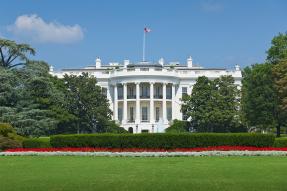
[158,58,164,66]
[187,56,193,68]
[235,64,240,71]
[49,65,54,72]
[124,60,130,67]
[95,57,101,68]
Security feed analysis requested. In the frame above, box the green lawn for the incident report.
[0,156,287,191]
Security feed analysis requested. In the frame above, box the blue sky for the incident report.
[0,0,286,70]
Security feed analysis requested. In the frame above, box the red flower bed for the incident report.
[5,146,287,152]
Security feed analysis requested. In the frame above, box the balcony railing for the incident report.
[154,94,163,99]
[127,95,136,99]
[140,95,150,99]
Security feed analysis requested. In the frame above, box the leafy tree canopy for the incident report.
[0,38,35,68]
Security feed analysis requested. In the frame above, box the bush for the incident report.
[273,137,287,147]
[165,120,189,133]
[50,133,275,149]
[0,123,15,137]
[0,136,21,151]
[104,121,128,133]
[23,137,51,148]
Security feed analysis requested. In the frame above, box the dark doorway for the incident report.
[128,127,133,133]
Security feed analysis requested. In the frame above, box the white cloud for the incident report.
[201,1,224,12]
[8,14,84,43]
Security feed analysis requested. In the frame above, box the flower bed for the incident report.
[2,146,287,157]
[4,146,287,152]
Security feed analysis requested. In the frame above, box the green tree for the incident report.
[0,38,35,68]
[241,63,278,133]
[165,119,189,133]
[63,73,112,133]
[267,32,287,64]
[272,59,287,135]
[182,75,240,132]
[0,61,72,137]
[182,76,213,132]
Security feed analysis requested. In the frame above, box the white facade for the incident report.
[51,57,242,133]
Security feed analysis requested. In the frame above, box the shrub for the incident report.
[273,137,287,147]
[0,136,21,151]
[104,121,128,133]
[50,133,275,149]
[165,120,189,133]
[23,137,51,148]
[0,123,15,137]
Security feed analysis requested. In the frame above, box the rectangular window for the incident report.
[141,107,148,121]
[140,85,150,98]
[128,86,135,99]
[118,108,123,122]
[156,107,160,122]
[167,107,172,121]
[129,107,134,122]
[166,86,172,99]
[182,87,188,97]
[154,86,162,99]
[118,86,123,99]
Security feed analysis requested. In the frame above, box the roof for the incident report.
[127,61,163,68]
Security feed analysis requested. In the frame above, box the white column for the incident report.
[123,83,127,124]
[135,82,140,124]
[172,83,176,120]
[150,82,154,124]
[162,83,167,123]
[113,84,118,121]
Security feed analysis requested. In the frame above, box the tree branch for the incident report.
[7,55,18,66]
[0,48,5,66]
[8,62,25,69]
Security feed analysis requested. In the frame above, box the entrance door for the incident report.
[128,127,133,133]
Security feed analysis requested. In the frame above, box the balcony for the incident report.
[127,95,136,99]
[154,94,163,99]
[140,95,150,99]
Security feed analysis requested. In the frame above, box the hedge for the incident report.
[50,133,275,149]
[273,138,287,148]
[23,137,51,148]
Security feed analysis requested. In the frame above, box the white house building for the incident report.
[50,57,242,133]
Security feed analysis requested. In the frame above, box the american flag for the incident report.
[144,27,151,33]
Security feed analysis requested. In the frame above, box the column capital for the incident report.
[150,82,155,85]
[122,82,127,86]
[135,82,140,85]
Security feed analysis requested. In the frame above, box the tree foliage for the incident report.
[241,63,277,130]
[267,32,287,64]
[165,119,189,133]
[0,49,115,136]
[241,32,287,136]
[63,73,112,133]
[182,75,241,132]
[0,38,35,68]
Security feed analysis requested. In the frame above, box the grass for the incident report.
[0,156,287,191]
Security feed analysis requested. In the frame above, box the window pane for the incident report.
[156,107,160,121]
[142,107,148,121]
[118,108,123,122]
[167,107,172,121]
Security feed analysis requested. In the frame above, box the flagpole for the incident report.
[143,30,146,62]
